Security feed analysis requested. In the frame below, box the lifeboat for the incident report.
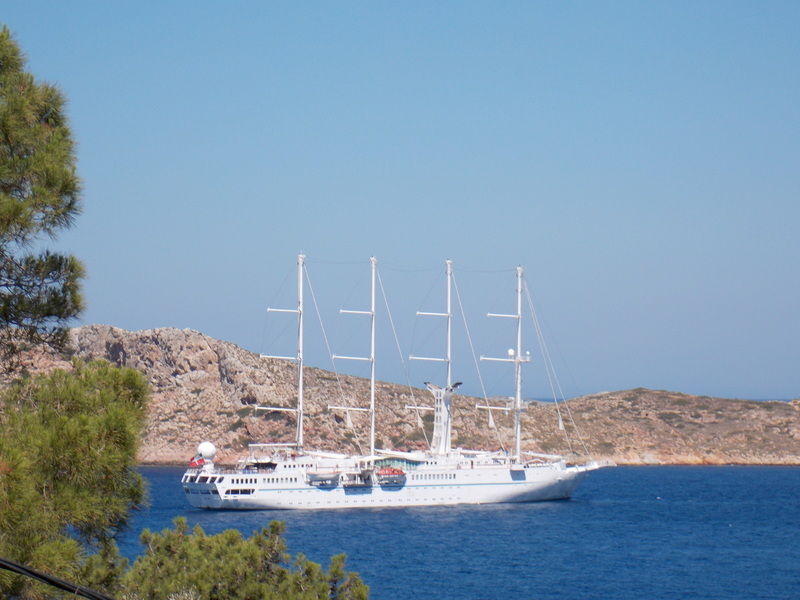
[377,467,406,486]
[306,470,341,486]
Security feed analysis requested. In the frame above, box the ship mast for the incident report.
[261,253,305,448]
[481,266,530,460]
[409,259,456,456]
[331,257,377,456]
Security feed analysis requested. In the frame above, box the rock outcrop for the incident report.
[7,325,800,465]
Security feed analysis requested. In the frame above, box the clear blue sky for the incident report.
[5,2,799,399]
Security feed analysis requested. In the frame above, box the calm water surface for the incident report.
[121,466,800,600]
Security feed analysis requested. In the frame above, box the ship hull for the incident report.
[183,464,589,510]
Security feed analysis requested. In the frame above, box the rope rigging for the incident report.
[523,280,590,457]
[304,263,365,454]
[376,269,426,445]
[452,271,507,453]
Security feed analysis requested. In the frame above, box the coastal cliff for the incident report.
[9,325,800,465]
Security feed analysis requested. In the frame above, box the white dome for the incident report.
[197,441,217,460]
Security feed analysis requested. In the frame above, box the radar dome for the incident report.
[197,441,217,460]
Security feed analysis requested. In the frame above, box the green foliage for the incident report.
[120,518,368,600]
[0,25,84,368]
[0,360,148,599]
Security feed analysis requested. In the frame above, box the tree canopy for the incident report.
[0,360,370,600]
[0,360,148,599]
[116,519,368,600]
[0,25,83,368]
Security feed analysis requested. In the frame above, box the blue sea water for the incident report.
[121,466,800,600]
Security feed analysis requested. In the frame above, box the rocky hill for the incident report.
[7,325,800,465]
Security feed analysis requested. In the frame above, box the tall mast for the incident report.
[409,259,455,456]
[513,266,524,460]
[332,257,377,456]
[481,265,530,460]
[262,253,305,448]
[369,256,376,456]
[296,255,305,447]
[445,259,452,387]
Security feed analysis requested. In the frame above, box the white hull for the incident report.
[182,459,594,510]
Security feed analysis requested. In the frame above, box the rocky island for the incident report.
[9,324,800,466]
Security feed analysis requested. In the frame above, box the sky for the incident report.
[4,2,799,400]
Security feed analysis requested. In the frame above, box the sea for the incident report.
[120,466,800,600]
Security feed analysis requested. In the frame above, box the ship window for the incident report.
[218,477,224,483]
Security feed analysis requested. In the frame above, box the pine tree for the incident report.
[0,360,148,599]
[0,25,84,369]
[120,519,369,600]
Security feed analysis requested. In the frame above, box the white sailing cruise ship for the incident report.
[182,256,607,510]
